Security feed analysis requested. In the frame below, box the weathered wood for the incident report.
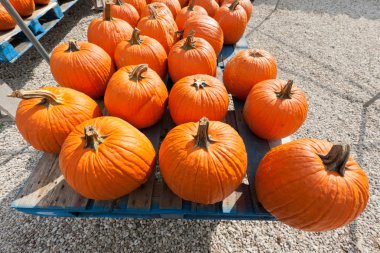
[0,80,19,119]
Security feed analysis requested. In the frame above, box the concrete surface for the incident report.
[0,0,379,252]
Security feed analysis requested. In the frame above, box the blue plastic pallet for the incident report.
[0,0,79,63]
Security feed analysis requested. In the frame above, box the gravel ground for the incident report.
[0,0,379,252]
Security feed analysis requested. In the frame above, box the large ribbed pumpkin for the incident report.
[114,28,168,79]
[183,15,223,55]
[9,87,102,154]
[151,0,181,18]
[256,139,370,232]
[88,2,133,58]
[169,74,228,124]
[222,0,252,20]
[141,2,173,19]
[104,64,168,129]
[243,79,308,140]
[175,0,207,30]
[159,117,247,204]
[50,40,115,98]
[0,4,16,30]
[137,5,178,54]
[223,49,277,100]
[123,0,147,15]
[59,116,156,200]
[168,31,216,82]
[195,0,218,16]
[214,0,247,44]
[107,0,140,27]
[9,0,34,16]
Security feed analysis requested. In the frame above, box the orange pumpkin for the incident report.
[107,0,140,27]
[183,15,223,56]
[151,0,181,18]
[141,2,173,19]
[9,0,34,16]
[169,74,228,124]
[114,28,168,79]
[222,0,252,20]
[34,0,50,4]
[0,4,16,30]
[137,5,178,54]
[243,80,308,140]
[175,0,207,31]
[159,117,247,204]
[256,139,370,232]
[59,116,156,200]
[168,31,217,82]
[214,0,247,44]
[50,40,115,98]
[122,0,147,15]
[9,87,102,154]
[88,2,133,58]
[223,49,277,100]
[104,64,168,129]
[195,0,218,16]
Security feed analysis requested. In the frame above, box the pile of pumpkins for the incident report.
[9,0,369,232]
[0,0,51,31]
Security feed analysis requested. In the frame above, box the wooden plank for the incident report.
[0,80,19,119]
[192,202,221,213]
[268,136,292,149]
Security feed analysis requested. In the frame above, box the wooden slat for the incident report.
[268,136,292,149]
[192,202,220,213]
[0,80,19,119]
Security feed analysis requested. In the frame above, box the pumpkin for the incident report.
[214,0,247,44]
[222,0,252,20]
[183,15,223,56]
[243,80,308,140]
[223,49,277,100]
[175,0,207,31]
[122,0,147,15]
[88,2,133,58]
[151,0,181,18]
[159,117,247,204]
[104,64,168,129]
[256,139,369,232]
[59,116,156,200]
[0,4,16,30]
[137,5,178,54]
[8,87,102,154]
[169,74,228,125]
[107,0,140,27]
[168,31,217,82]
[141,2,173,19]
[9,0,34,16]
[50,40,115,98]
[195,0,218,16]
[114,28,168,79]
[34,0,50,4]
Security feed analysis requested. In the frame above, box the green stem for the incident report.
[188,0,196,11]
[275,80,293,99]
[194,117,216,149]
[129,64,148,81]
[229,0,239,11]
[318,144,350,176]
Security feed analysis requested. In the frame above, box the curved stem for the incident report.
[275,80,293,99]
[129,28,143,45]
[191,79,208,90]
[229,0,239,11]
[194,117,216,149]
[129,64,148,81]
[182,30,196,50]
[318,144,350,176]
[84,125,107,152]
[65,40,80,52]
[188,0,196,11]
[8,89,62,107]
[148,4,158,19]
[104,1,112,21]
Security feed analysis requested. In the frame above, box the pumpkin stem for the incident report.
[104,1,113,21]
[182,30,196,50]
[176,30,184,40]
[65,40,80,52]
[194,117,216,150]
[318,144,350,176]
[84,125,107,152]
[129,28,143,45]
[249,49,263,57]
[188,0,196,11]
[148,4,158,19]
[7,89,62,107]
[129,64,148,81]
[229,0,240,11]
[275,80,293,99]
[191,79,208,90]
[115,0,123,5]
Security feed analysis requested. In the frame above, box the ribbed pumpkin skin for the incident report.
[50,41,115,98]
[223,49,277,100]
[34,0,50,4]
[168,36,217,82]
[104,65,168,129]
[108,1,140,26]
[151,0,181,18]
[175,5,207,30]
[141,2,173,19]
[9,0,34,16]
[123,0,147,15]
[0,4,16,30]
[256,139,370,232]
[183,16,223,55]
[159,120,247,204]
[222,0,252,20]
[169,74,228,124]
[195,0,218,16]
[114,33,167,79]
[243,79,308,140]
[59,116,156,200]
[214,2,247,44]
[87,17,133,58]
[14,87,102,154]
